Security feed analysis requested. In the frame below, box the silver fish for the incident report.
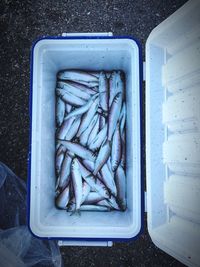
[89,123,107,151]
[66,80,98,95]
[58,140,95,162]
[99,116,106,130]
[108,195,120,210]
[109,71,123,107]
[80,114,98,146]
[121,132,126,169]
[99,71,109,112]
[108,92,122,141]
[65,103,72,114]
[111,123,121,172]
[58,153,72,189]
[56,97,65,127]
[55,147,65,176]
[82,159,102,181]
[68,204,111,212]
[56,185,70,209]
[100,163,117,197]
[64,116,81,141]
[115,165,126,211]
[77,160,109,199]
[89,71,100,78]
[107,157,113,174]
[83,192,104,205]
[71,158,82,210]
[70,180,90,205]
[93,140,111,175]
[56,88,87,106]
[97,199,112,208]
[57,81,91,101]
[57,69,98,83]
[57,117,76,140]
[81,181,91,204]
[77,97,99,137]
[87,115,100,146]
[119,102,126,135]
[65,94,98,120]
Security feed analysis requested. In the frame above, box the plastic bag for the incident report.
[0,162,63,267]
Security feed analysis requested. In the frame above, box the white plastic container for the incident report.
[29,1,200,266]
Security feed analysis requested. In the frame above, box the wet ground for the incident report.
[0,0,187,266]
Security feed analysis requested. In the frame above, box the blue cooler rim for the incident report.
[28,35,144,242]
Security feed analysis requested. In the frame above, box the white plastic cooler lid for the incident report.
[146,0,200,266]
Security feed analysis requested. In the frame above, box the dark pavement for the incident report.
[0,0,187,266]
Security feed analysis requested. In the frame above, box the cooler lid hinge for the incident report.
[143,61,146,81]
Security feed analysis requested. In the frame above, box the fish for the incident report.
[115,165,126,211]
[79,114,98,146]
[109,71,124,107]
[87,115,100,146]
[97,199,112,208]
[108,92,122,141]
[89,71,100,78]
[77,96,99,137]
[55,69,127,212]
[58,140,96,161]
[55,147,65,176]
[65,103,72,114]
[83,192,105,205]
[93,140,111,175]
[57,117,76,140]
[121,132,126,169]
[89,123,107,150]
[70,180,90,205]
[64,116,81,141]
[82,159,102,181]
[77,160,109,199]
[81,181,91,204]
[71,158,82,210]
[56,185,70,209]
[99,71,109,112]
[108,195,121,210]
[68,204,111,212]
[100,163,117,196]
[57,70,98,88]
[99,115,106,130]
[57,69,98,83]
[119,102,126,135]
[57,153,72,189]
[56,88,87,106]
[64,94,98,120]
[57,81,91,101]
[65,80,98,95]
[56,97,65,127]
[111,123,122,172]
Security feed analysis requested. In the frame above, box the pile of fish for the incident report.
[55,69,126,213]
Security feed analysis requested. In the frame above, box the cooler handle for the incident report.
[62,32,113,37]
[58,240,113,247]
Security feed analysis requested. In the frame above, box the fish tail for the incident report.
[69,209,81,217]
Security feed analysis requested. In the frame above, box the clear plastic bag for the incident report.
[0,162,63,267]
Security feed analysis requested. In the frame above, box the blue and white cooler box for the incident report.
[29,1,200,267]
